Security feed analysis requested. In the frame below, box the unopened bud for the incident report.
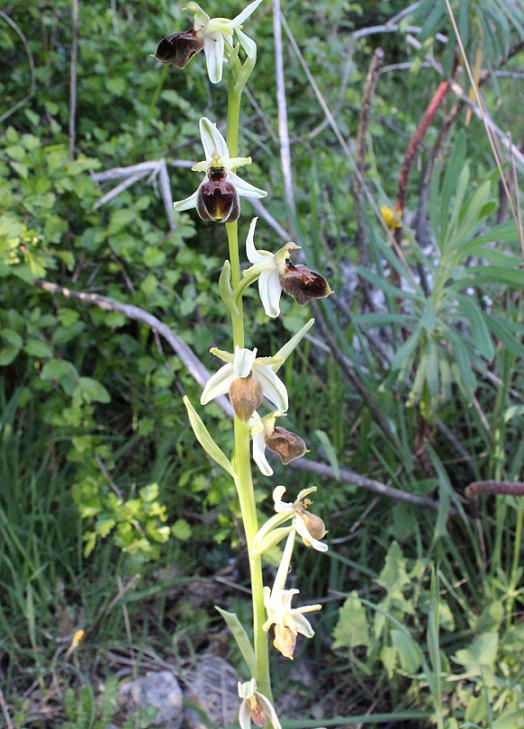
[273,623,297,660]
[229,373,263,421]
[196,167,240,223]
[265,427,307,465]
[279,260,333,305]
[248,695,268,727]
[155,30,205,67]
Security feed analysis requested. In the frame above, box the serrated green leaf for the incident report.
[391,629,422,673]
[332,592,370,651]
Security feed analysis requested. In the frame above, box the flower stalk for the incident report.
[157,4,332,723]
[224,56,272,702]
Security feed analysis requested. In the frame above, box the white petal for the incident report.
[229,170,267,199]
[238,701,251,729]
[199,117,229,162]
[238,678,257,700]
[235,27,256,59]
[294,516,328,552]
[257,693,282,729]
[245,217,263,263]
[254,366,288,411]
[295,487,318,504]
[292,612,315,638]
[173,188,199,212]
[252,429,273,476]
[230,0,265,27]
[200,363,234,404]
[258,270,281,318]
[204,32,225,84]
[234,347,257,377]
[273,485,292,513]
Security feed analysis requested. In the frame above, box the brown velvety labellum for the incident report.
[196,168,240,223]
[229,374,263,421]
[265,427,307,464]
[279,261,331,305]
[155,30,204,67]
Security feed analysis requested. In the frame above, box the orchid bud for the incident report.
[248,695,268,728]
[265,427,307,465]
[155,30,205,67]
[229,373,264,421]
[196,167,240,223]
[278,259,333,305]
[273,623,297,660]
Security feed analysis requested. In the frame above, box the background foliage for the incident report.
[1,0,524,727]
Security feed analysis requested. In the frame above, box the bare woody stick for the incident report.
[354,48,384,262]
[466,481,524,500]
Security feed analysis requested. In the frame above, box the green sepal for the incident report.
[183,396,237,479]
[272,318,315,373]
[219,260,239,315]
[251,525,293,557]
[215,606,256,677]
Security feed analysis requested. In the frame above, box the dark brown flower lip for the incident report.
[265,426,307,465]
[279,260,333,305]
[154,30,204,67]
[196,171,240,223]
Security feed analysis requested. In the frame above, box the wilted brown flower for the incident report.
[265,427,307,465]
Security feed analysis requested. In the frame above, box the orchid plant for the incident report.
[156,3,332,726]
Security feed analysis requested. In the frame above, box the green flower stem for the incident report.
[226,69,272,703]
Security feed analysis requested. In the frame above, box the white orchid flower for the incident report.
[249,411,276,476]
[244,217,300,318]
[174,118,266,223]
[238,679,281,729]
[155,0,264,84]
[244,218,333,317]
[273,486,328,552]
[201,346,288,418]
[262,586,321,659]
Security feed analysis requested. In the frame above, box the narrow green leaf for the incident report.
[183,396,237,479]
[391,324,423,371]
[465,266,524,287]
[215,607,256,677]
[357,268,419,301]
[455,295,495,360]
[315,429,339,479]
[484,315,524,358]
